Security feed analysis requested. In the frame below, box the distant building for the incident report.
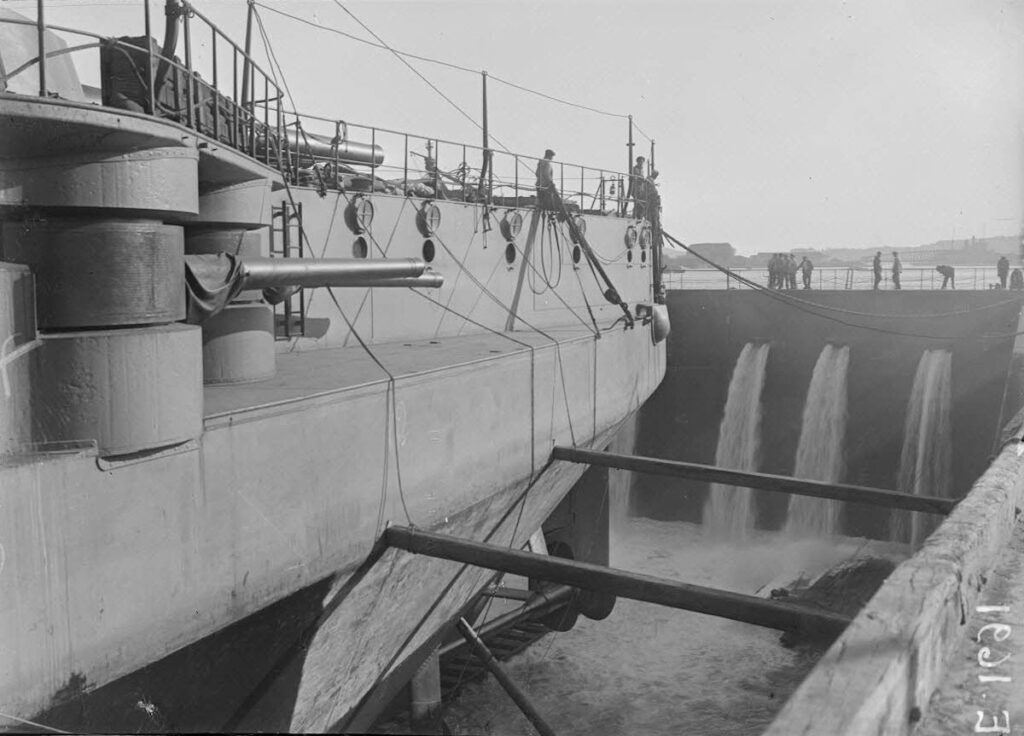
[679,242,735,267]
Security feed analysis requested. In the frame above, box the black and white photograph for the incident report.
[0,0,1022,733]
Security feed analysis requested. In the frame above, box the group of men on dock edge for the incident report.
[767,253,814,289]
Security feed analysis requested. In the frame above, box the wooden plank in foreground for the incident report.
[763,440,1024,736]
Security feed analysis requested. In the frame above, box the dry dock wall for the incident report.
[633,290,1023,537]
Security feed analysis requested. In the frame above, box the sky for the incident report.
[9,0,1023,254]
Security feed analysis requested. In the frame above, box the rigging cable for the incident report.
[254,6,414,529]
[253,1,649,128]
[331,0,513,153]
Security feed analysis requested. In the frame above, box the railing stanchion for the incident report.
[211,28,219,139]
[514,155,519,209]
[403,134,409,192]
[142,0,155,114]
[183,9,194,130]
[266,75,274,164]
[232,47,238,147]
[36,0,47,97]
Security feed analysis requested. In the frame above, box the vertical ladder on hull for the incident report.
[270,200,307,338]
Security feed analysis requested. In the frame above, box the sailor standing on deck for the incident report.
[998,255,1010,288]
[872,251,883,290]
[535,149,561,214]
[628,156,646,219]
[891,251,903,290]
[799,256,814,289]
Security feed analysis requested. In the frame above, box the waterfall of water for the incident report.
[893,349,953,546]
[783,344,850,537]
[703,342,771,540]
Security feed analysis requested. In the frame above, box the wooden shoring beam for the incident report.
[456,617,558,736]
[551,447,957,516]
[383,527,851,638]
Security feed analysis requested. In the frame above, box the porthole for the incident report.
[639,225,652,250]
[422,239,436,263]
[572,245,582,264]
[352,236,368,259]
[641,249,648,264]
[627,249,634,263]
[501,210,524,240]
[505,243,517,264]
[418,201,442,236]
[348,194,374,234]
[624,225,638,249]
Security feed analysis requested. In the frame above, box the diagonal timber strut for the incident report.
[551,447,958,516]
[383,526,851,638]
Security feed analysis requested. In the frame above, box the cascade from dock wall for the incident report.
[893,349,953,546]
[703,342,770,540]
[784,344,850,537]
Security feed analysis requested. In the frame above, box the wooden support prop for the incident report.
[551,447,957,516]
[457,617,558,736]
[384,527,851,638]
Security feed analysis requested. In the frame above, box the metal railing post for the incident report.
[232,47,238,147]
[211,27,219,138]
[36,0,47,96]
[183,9,194,129]
[514,154,519,209]
[143,0,155,114]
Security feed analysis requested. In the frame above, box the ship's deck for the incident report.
[203,326,599,422]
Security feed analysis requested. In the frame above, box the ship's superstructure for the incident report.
[0,2,666,730]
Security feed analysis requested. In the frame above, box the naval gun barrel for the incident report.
[284,129,385,167]
[237,257,441,289]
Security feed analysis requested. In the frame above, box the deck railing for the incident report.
[663,265,1012,291]
[2,0,652,217]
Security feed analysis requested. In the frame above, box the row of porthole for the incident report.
[625,224,653,250]
[352,235,437,262]
[346,195,445,239]
[347,201,649,267]
[353,236,648,266]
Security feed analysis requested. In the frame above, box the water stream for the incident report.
[893,349,953,546]
[783,345,849,537]
[702,343,771,540]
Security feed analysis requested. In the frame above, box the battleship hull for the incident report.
[0,60,665,729]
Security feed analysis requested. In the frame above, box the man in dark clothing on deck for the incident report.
[535,149,561,214]
[998,256,1010,288]
[799,256,814,289]
[872,252,882,290]
[936,264,955,289]
[628,156,646,219]
[891,251,903,290]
